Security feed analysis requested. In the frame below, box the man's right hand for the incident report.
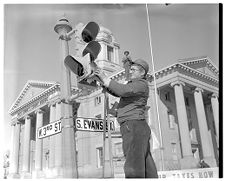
[94,69,111,87]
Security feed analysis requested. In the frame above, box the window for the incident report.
[167,111,175,129]
[186,108,192,130]
[171,143,178,161]
[187,108,192,119]
[185,97,190,106]
[192,147,200,160]
[96,147,103,168]
[95,96,101,106]
[209,105,213,113]
[190,128,198,143]
[164,92,171,101]
[115,142,123,156]
[44,149,50,169]
[171,143,177,153]
[107,46,114,62]
[188,119,193,130]
[212,119,216,135]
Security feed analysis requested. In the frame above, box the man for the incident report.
[95,59,158,178]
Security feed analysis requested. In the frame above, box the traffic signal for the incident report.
[64,21,101,87]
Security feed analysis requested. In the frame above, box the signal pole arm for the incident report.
[64,22,85,40]
[58,29,76,40]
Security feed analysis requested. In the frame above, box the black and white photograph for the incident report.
[1,2,221,179]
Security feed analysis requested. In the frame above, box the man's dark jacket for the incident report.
[104,77,149,124]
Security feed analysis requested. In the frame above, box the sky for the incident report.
[1,2,220,175]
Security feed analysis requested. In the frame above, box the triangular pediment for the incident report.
[178,56,219,79]
[9,80,57,113]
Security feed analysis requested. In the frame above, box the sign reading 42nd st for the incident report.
[38,120,62,139]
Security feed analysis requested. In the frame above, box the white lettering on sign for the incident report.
[38,120,62,139]
[75,118,115,132]
[158,167,218,178]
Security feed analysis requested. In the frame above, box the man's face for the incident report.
[129,65,144,79]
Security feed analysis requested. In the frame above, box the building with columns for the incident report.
[8,24,219,178]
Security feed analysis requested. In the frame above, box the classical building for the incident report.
[8,24,219,178]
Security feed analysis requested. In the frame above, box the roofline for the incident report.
[8,80,58,114]
[146,62,218,82]
[8,81,30,113]
[8,82,81,115]
[178,56,219,74]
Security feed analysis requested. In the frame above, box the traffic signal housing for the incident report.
[64,21,101,88]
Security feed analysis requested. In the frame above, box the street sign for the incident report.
[37,117,115,139]
[75,118,115,132]
[115,168,219,178]
[37,120,62,139]
[158,167,219,178]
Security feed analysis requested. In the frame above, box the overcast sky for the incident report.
[2,3,219,158]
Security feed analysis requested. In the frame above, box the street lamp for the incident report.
[54,15,78,178]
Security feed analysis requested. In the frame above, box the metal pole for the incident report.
[54,16,78,178]
[102,91,107,178]
[105,92,114,178]
[145,4,165,171]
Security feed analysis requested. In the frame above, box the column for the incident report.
[104,43,108,60]
[194,87,216,166]
[34,109,44,177]
[114,47,119,64]
[22,115,32,177]
[171,81,197,169]
[99,43,106,60]
[54,101,63,177]
[9,120,20,178]
[210,93,219,143]
[113,47,119,64]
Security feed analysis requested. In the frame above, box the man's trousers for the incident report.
[120,120,158,178]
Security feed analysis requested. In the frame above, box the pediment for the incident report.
[9,80,57,113]
[178,56,219,79]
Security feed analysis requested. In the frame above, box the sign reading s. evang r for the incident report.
[75,118,115,132]
[38,120,62,139]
